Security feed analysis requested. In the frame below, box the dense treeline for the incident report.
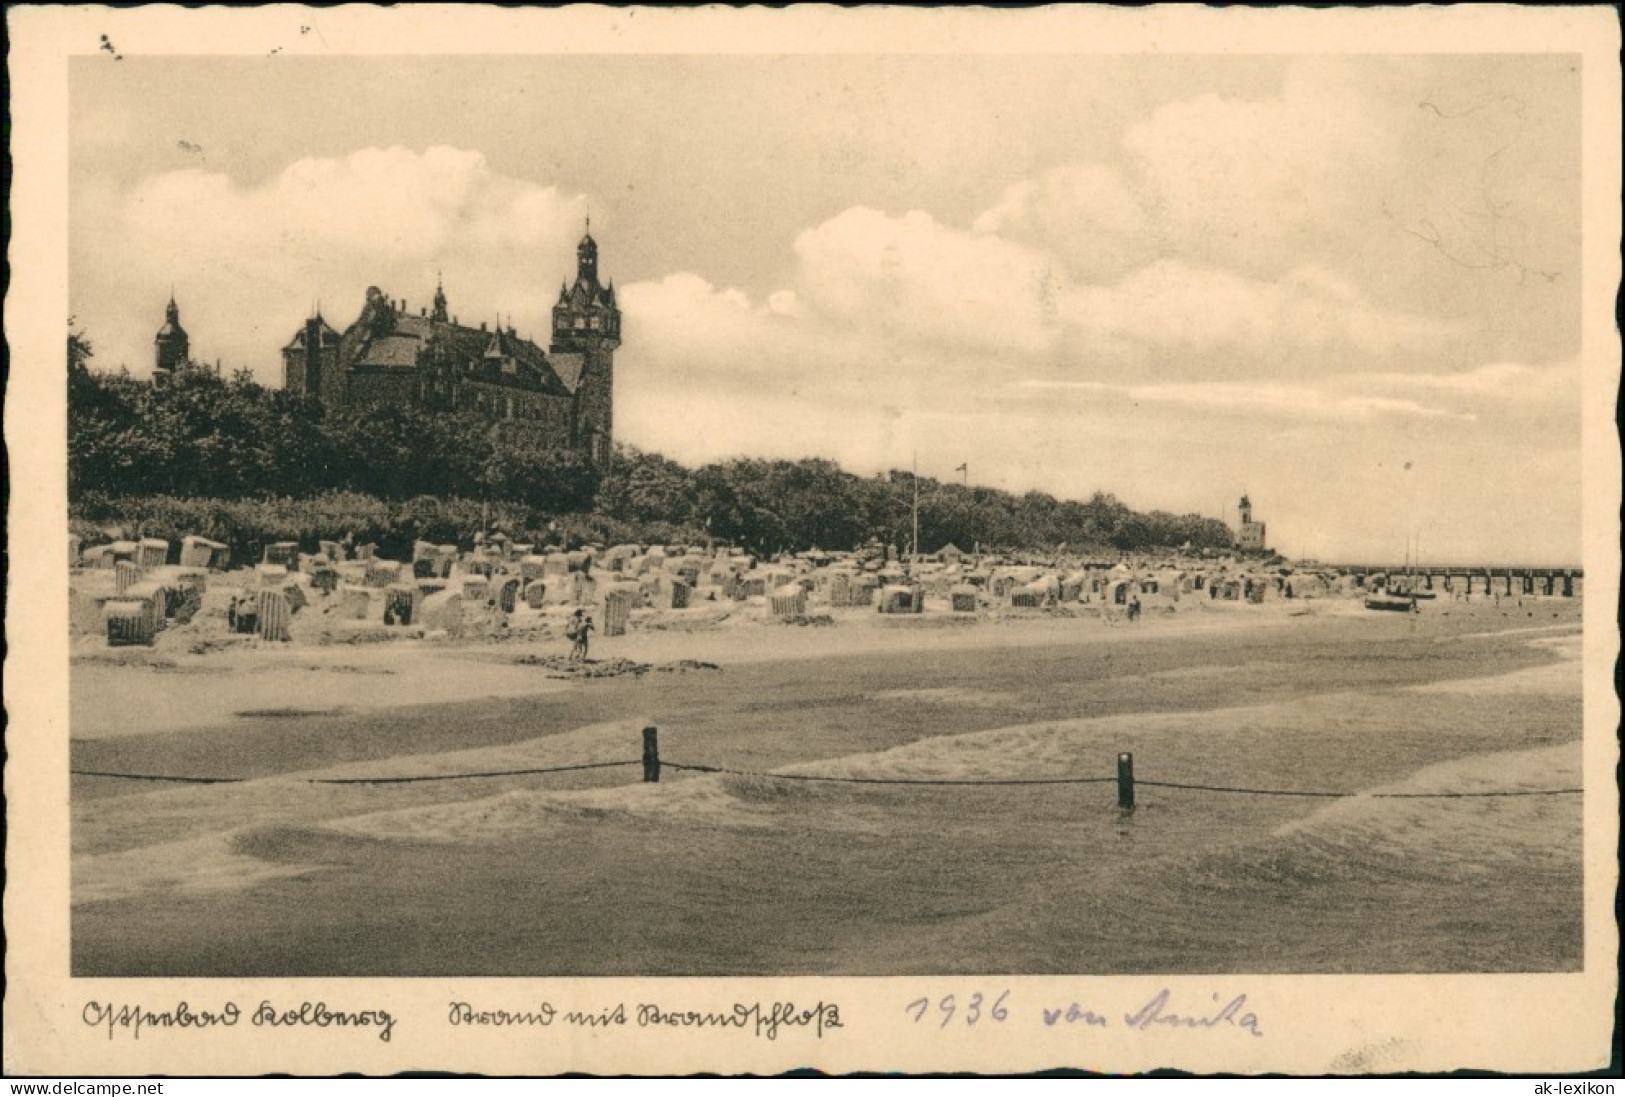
[597,450,1234,558]
[69,334,598,511]
[69,331,1235,559]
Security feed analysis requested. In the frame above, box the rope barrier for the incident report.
[73,760,641,786]
[672,764,1580,798]
[72,761,1584,798]
[1135,779,1348,798]
[308,759,640,785]
[1372,788,1583,799]
[1128,778,1581,799]
[70,769,246,784]
[663,760,1115,787]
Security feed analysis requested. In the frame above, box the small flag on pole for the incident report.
[954,463,967,473]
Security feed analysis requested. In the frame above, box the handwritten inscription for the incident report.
[904,991,1011,1027]
[1042,1003,1109,1028]
[448,1000,842,1041]
[1043,989,1263,1037]
[82,1001,395,1042]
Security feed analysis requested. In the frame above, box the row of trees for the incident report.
[69,332,1236,557]
[599,450,1235,557]
[70,335,599,511]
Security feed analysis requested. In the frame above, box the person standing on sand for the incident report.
[567,608,595,661]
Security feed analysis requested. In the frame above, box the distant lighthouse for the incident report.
[1235,494,1267,551]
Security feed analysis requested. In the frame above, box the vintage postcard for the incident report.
[6,4,1620,1078]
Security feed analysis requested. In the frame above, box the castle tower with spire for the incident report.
[549,224,621,466]
[153,293,190,379]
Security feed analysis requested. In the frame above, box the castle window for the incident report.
[588,316,600,330]
[574,317,586,330]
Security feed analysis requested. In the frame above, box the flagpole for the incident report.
[911,451,920,560]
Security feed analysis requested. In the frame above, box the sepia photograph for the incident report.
[7,3,1620,1078]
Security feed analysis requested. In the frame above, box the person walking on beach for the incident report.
[1128,596,1142,623]
[566,608,595,661]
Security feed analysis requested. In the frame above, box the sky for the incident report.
[69,52,1584,564]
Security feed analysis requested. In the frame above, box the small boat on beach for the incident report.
[1365,593,1417,612]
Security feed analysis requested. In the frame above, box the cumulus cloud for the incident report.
[975,62,1403,285]
[1056,260,1457,376]
[775,207,1456,385]
[973,163,1151,282]
[966,56,1578,375]
[791,207,1063,359]
[1122,62,1401,273]
[72,146,588,378]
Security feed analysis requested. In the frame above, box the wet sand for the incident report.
[71,597,1584,976]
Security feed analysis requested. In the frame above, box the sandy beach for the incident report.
[72,586,1332,739]
[71,593,1584,976]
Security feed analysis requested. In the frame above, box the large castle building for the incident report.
[281,231,620,467]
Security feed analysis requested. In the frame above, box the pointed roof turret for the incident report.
[575,218,600,285]
[431,272,449,323]
[156,292,186,338]
[484,321,506,359]
[154,290,191,375]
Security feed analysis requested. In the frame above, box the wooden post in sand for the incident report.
[642,726,661,783]
[1117,752,1135,811]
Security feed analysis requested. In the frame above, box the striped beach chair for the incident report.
[114,560,142,597]
[366,559,403,588]
[769,584,806,617]
[384,584,418,626]
[602,587,637,637]
[104,599,156,646]
[137,539,170,569]
[497,578,522,614]
[521,580,546,609]
[257,589,292,641]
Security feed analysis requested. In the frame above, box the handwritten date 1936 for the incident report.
[905,991,1011,1028]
